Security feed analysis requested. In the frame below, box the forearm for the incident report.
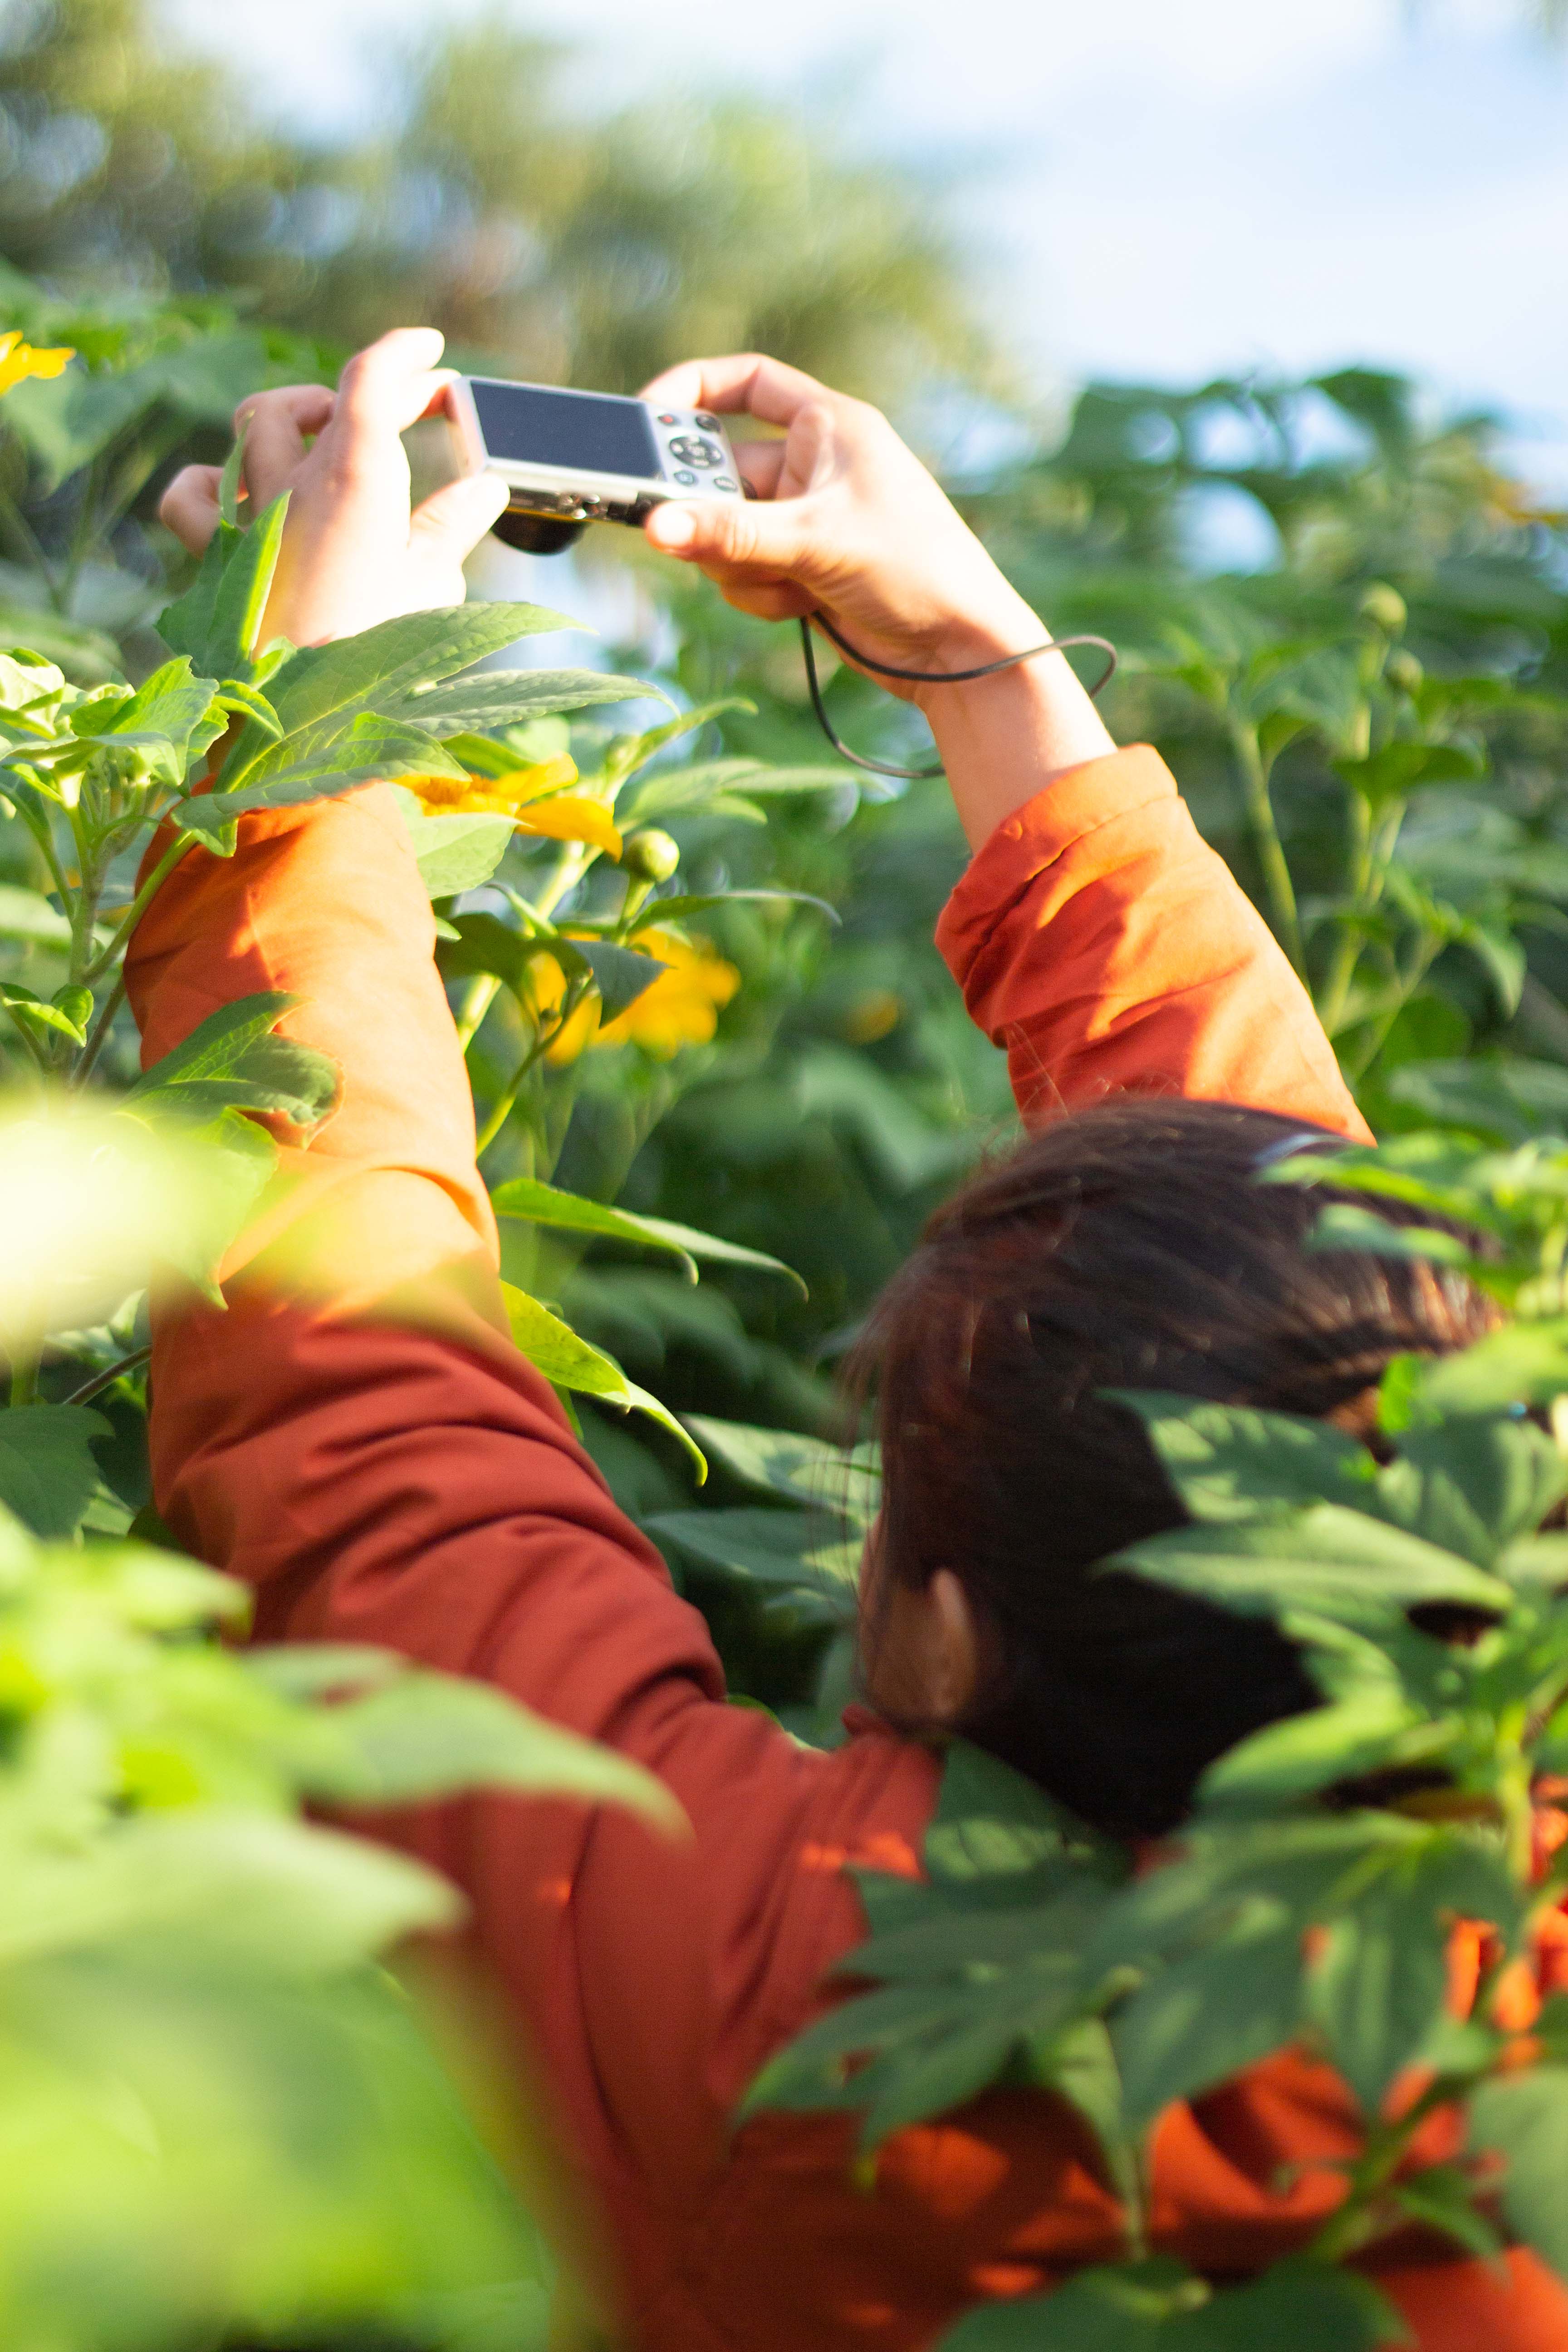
[916,610,1117,851]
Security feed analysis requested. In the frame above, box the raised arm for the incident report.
[637,354,1368,1146]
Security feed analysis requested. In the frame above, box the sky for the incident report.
[165,0,1568,487]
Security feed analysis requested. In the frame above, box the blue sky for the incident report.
[168,0,1568,488]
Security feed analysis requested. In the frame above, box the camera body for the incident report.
[432,376,747,553]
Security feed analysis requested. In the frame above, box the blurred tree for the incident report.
[0,0,995,403]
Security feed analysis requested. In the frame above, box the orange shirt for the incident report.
[125,745,1568,2352]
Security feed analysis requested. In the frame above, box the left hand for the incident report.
[159,328,510,648]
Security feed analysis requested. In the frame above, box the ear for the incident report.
[924,1568,982,1723]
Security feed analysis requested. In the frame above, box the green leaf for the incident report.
[1306,1831,1519,2115]
[158,520,240,669]
[645,1505,858,1607]
[1390,2163,1504,2262]
[174,718,466,844]
[500,1282,705,1480]
[387,790,515,898]
[926,1741,1121,1889]
[1195,1689,1447,1815]
[231,604,573,788]
[1468,2065,1568,2283]
[206,491,291,674]
[1333,739,1485,808]
[1109,1394,1372,1523]
[1111,1910,1304,2128]
[1378,1415,1568,1566]
[1387,1057,1568,1147]
[436,910,543,995]
[126,993,339,1131]
[681,1416,881,1527]
[937,2258,1399,2351]
[1417,1322,1568,1416]
[386,669,670,735]
[627,887,840,934]
[571,940,667,1020]
[0,981,87,1045]
[278,1665,682,1833]
[217,426,246,529]
[490,1176,806,1294]
[1110,1503,1514,1629]
[69,657,224,783]
[1305,1202,1475,1267]
[0,1404,109,1539]
[618,757,853,827]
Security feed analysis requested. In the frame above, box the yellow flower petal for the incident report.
[594,929,740,1058]
[0,336,74,400]
[513,796,622,858]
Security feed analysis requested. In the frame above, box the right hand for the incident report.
[637,354,1050,708]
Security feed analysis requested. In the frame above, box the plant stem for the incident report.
[70,973,126,1089]
[83,832,195,983]
[8,1352,38,1407]
[475,983,589,1155]
[1231,720,1305,976]
[59,1344,152,1408]
[1317,790,1374,1037]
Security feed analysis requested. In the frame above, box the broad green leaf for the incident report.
[436,909,544,995]
[645,1505,858,1605]
[627,887,839,934]
[1305,1202,1474,1267]
[387,790,515,898]
[618,757,853,826]
[174,718,467,843]
[126,993,339,1131]
[1390,2163,1504,2262]
[216,425,246,528]
[69,656,224,782]
[0,982,87,1045]
[1110,1503,1514,1629]
[490,1176,806,1293]
[0,1404,109,1539]
[937,2257,1397,2351]
[385,668,670,735]
[681,1415,881,1527]
[1109,1394,1372,1523]
[926,1741,1122,1889]
[1195,1690,1448,1815]
[284,1668,682,1833]
[206,490,291,673]
[1305,1831,1519,2114]
[500,1282,705,1479]
[1417,1322,1568,1416]
[1377,1414,1568,1566]
[571,939,667,1020]
[0,886,69,947]
[230,604,573,788]
[1468,2065,1568,2283]
[1110,1909,1304,2128]
[1333,739,1485,808]
[158,519,241,668]
[1388,1057,1568,1147]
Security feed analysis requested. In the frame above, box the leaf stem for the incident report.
[8,1352,38,1407]
[1231,720,1305,976]
[70,973,126,1089]
[83,831,196,983]
[456,973,501,1051]
[59,1344,152,1407]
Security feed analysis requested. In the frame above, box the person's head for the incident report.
[855,1097,1494,1841]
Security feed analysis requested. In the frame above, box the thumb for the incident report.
[410,467,511,565]
[159,463,225,557]
[645,490,812,582]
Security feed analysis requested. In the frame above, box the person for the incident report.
[136,331,1568,2352]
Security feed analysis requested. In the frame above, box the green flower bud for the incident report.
[51,985,93,1039]
[1358,582,1407,637]
[1384,649,1423,695]
[622,828,680,884]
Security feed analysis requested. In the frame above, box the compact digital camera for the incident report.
[427,376,748,554]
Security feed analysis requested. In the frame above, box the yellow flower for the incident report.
[404,755,622,858]
[530,926,740,1065]
[0,332,73,398]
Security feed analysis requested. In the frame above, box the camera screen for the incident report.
[470,381,661,477]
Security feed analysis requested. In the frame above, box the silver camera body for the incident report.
[434,376,747,553]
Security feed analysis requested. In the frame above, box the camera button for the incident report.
[714,476,737,493]
[667,435,721,467]
[696,414,720,431]
[672,469,698,486]
[657,412,680,426]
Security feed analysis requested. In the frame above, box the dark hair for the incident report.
[858,1098,1493,1842]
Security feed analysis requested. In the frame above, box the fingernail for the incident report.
[652,506,697,549]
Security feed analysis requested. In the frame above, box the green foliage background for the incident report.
[4,1,1568,2345]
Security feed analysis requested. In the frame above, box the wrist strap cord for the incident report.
[799,613,1119,782]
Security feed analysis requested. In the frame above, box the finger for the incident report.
[637,353,838,432]
[715,578,817,623]
[733,439,786,500]
[408,468,511,568]
[238,385,336,506]
[334,328,451,435]
[159,464,224,556]
[644,490,814,578]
